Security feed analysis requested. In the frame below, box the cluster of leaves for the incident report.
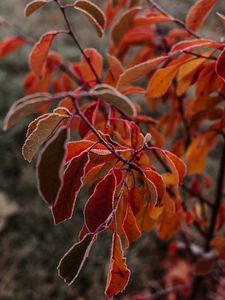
[1,0,225,298]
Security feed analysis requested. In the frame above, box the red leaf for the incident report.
[105,233,131,299]
[186,0,217,32]
[66,140,95,162]
[29,31,60,77]
[58,233,95,285]
[52,151,89,224]
[84,169,122,233]
[37,127,69,206]
[0,36,25,58]
[216,48,225,82]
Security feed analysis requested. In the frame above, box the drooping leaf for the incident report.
[123,202,141,247]
[24,0,51,17]
[105,233,131,299]
[3,93,53,130]
[111,6,141,47]
[117,56,168,88]
[37,127,69,206]
[216,47,225,82]
[58,234,95,285]
[0,36,25,58]
[23,111,70,162]
[143,169,165,205]
[146,65,178,98]
[73,0,105,38]
[84,170,121,233]
[90,84,137,117]
[29,31,61,77]
[186,0,217,32]
[52,151,89,224]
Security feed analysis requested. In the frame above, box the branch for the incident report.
[146,0,200,39]
[54,0,101,83]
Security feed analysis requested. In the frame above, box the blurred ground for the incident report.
[0,1,225,300]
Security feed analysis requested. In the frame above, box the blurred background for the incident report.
[0,1,224,299]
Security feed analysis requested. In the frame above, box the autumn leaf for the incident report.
[105,233,131,299]
[3,93,53,130]
[37,127,69,206]
[52,151,89,224]
[23,110,70,162]
[58,234,95,285]
[0,36,25,58]
[143,169,165,205]
[216,48,225,82]
[186,0,217,32]
[24,0,52,17]
[84,170,121,233]
[111,6,141,47]
[73,0,105,38]
[90,84,137,117]
[123,202,141,247]
[29,31,61,77]
[117,56,168,88]
[146,65,178,98]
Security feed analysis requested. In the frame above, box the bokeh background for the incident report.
[0,1,225,299]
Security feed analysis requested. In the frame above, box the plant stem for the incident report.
[54,0,101,83]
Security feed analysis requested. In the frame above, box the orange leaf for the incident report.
[37,127,69,206]
[73,0,105,38]
[123,202,141,247]
[117,56,168,88]
[0,36,25,58]
[111,6,141,47]
[194,255,216,276]
[186,0,217,32]
[216,47,225,82]
[58,234,95,285]
[170,38,222,54]
[29,31,60,77]
[143,169,165,205]
[146,65,178,98]
[105,233,130,299]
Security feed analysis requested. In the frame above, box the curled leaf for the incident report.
[90,84,137,117]
[74,0,105,38]
[24,0,51,17]
[3,93,52,130]
[23,111,69,162]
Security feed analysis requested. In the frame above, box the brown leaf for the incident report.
[23,111,69,162]
[24,0,51,17]
[37,127,69,206]
[74,0,105,38]
[58,234,95,285]
[90,84,137,117]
